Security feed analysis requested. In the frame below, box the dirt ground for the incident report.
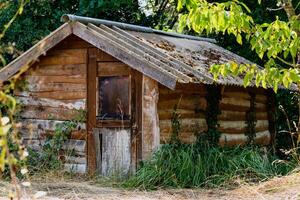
[0,171,300,200]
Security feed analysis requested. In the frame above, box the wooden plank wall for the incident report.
[16,35,92,173]
[158,83,207,143]
[218,87,270,146]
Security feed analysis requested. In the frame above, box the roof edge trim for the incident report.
[61,14,216,43]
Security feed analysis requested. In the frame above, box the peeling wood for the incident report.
[16,91,86,100]
[97,128,131,176]
[142,76,160,160]
[17,97,86,110]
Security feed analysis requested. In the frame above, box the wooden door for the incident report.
[87,48,140,176]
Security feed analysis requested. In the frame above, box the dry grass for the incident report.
[0,170,300,200]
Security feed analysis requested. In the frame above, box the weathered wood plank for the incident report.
[96,49,119,62]
[23,82,86,92]
[38,54,86,66]
[47,48,87,57]
[158,109,205,120]
[17,97,86,110]
[25,64,86,76]
[218,111,268,121]
[22,75,86,84]
[19,129,86,140]
[99,128,131,176]
[16,91,86,100]
[63,139,86,153]
[219,130,271,147]
[160,118,207,135]
[64,156,87,164]
[161,131,197,144]
[222,92,268,103]
[19,119,86,131]
[218,120,269,133]
[97,62,130,76]
[158,97,207,111]
[19,105,84,120]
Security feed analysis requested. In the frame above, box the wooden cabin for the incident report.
[0,15,281,176]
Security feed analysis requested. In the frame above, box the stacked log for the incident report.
[158,83,207,143]
[218,88,270,147]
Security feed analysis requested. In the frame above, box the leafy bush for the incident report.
[124,144,297,189]
[26,121,77,173]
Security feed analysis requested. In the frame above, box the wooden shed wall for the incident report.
[15,35,121,173]
[158,84,271,146]
[159,83,207,143]
[218,87,271,146]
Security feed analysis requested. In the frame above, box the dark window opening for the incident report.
[97,76,130,120]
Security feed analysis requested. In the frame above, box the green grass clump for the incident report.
[124,144,297,189]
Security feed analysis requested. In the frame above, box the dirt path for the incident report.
[0,172,299,200]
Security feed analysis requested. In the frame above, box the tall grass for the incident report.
[124,144,297,189]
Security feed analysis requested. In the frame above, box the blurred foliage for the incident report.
[0,0,144,63]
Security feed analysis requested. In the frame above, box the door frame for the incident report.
[86,48,142,174]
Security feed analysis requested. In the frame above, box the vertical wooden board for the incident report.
[93,129,101,174]
[142,75,160,160]
[135,72,143,164]
[100,128,131,176]
[87,48,97,173]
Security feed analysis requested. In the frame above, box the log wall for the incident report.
[158,83,207,143]
[158,84,271,146]
[218,87,271,146]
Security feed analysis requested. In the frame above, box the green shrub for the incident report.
[124,144,297,189]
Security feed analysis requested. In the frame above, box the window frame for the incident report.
[96,62,132,128]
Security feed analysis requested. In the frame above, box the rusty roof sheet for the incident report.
[127,30,254,86]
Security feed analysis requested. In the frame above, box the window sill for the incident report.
[96,120,131,128]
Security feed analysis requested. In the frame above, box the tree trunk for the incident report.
[282,0,300,139]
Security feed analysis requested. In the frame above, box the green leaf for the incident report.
[282,72,291,88]
[236,34,243,45]
[177,0,185,11]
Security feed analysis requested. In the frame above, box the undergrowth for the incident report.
[123,144,297,190]
[26,120,77,173]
